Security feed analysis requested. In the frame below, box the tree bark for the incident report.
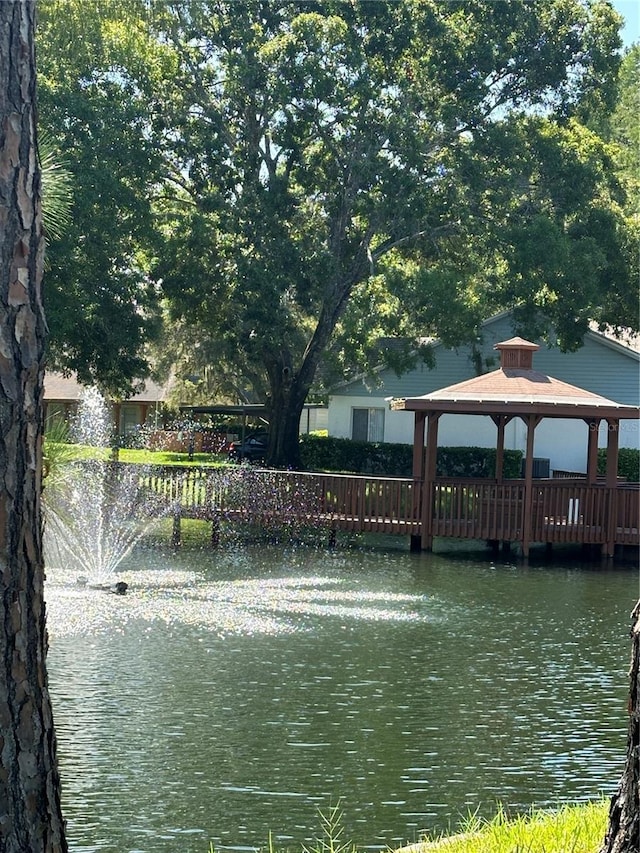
[600,599,640,853]
[265,351,308,469]
[0,2,67,850]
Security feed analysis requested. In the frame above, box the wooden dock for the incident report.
[137,465,639,557]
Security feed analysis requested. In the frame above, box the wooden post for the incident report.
[172,511,182,548]
[605,419,620,487]
[604,419,620,558]
[421,412,440,551]
[586,418,600,485]
[410,411,426,551]
[211,517,220,548]
[492,415,511,483]
[521,414,542,558]
[412,411,426,479]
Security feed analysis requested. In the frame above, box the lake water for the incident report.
[45,537,638,853]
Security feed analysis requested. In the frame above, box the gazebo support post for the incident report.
[491,415,511,484]
[604,419,620,558]
[410,411,426,552]
[412,411,426,480]
[420,412,440,551]
[521,414,542,558]
[586,418,600,485]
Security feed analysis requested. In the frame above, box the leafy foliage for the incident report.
[145,0,630,465]
[598,447,640,482]
[37,0,167,394]
[36,1,635,465]
[299,435,523,478]
[39,132,73,245]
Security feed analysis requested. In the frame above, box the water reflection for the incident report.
[46,543,637,852]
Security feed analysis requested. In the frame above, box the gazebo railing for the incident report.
[431,480,525,540]
[529,481,611,544]
[429,478,638,547]
[614,484,640,545]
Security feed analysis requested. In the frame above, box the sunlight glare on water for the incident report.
[46,566,432,639]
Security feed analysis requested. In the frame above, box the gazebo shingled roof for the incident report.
[398,337,640,419]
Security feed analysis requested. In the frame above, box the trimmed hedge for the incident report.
[437,446,523,479]
[597,447,640,482]
[299,434,522,479]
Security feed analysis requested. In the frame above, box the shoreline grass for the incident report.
[404,799,608,853]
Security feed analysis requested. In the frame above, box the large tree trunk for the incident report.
[0,2,67,851]
[600,599,640,853]
[265,268,366,470]
[267,364,308,469]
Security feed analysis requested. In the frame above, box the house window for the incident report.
[352,407,384,442]
[120,405,142,436]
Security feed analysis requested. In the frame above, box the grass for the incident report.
[410,800,608,852]
[206,801,609,853]
[43,440,226,467]
[118,447,225,466]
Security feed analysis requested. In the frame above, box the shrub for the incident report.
[597,447,640,482]
[299,435,522,478]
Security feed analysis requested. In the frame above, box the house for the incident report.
[44,372,169,439]
[328,313,640,476]
[45,373,328,450]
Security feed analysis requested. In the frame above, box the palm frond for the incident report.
[39,130,73,242]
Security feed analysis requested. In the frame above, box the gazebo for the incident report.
[394,338,640,557]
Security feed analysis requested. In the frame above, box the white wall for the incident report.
[328,396,412,444]
[329,395,639,475]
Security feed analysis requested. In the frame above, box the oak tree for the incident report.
[148,0,628,466]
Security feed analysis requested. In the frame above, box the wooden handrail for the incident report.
[101,462,638,549]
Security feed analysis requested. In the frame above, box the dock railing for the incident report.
[139,466,421,535]
[136,465,638,549]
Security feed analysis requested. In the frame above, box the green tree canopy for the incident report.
[37,0,168,394]
[37,1,634,464]
[147,0,629,465]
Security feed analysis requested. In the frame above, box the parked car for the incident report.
[228,430,269,463]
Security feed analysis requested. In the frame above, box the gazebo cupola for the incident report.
[495,337,539,370]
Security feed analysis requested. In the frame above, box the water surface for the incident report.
[46,541,638,852]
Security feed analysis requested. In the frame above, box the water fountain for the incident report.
[44,387,171,588]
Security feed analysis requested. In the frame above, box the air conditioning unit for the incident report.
[521,457,550,478]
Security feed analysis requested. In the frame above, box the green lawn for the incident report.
[44,441,227,468]
[119,448,226,466]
